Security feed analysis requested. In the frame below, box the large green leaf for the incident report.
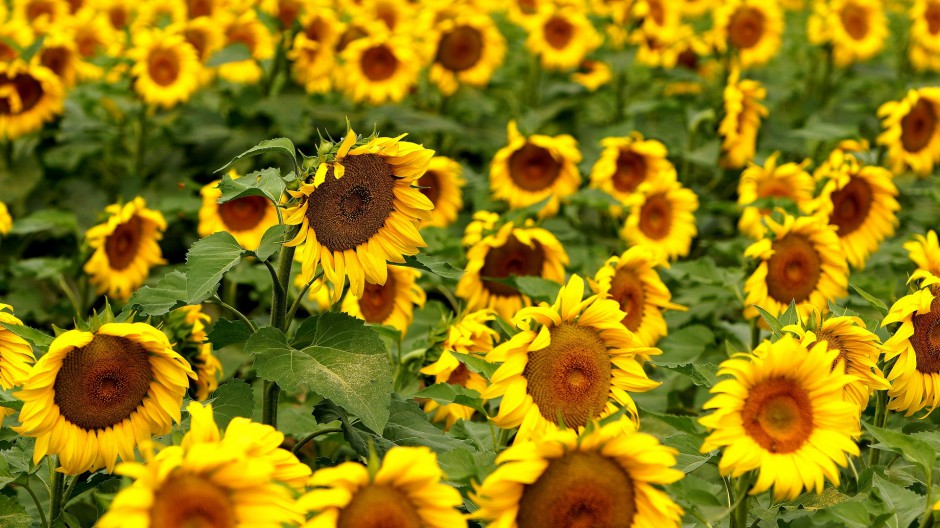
[865,422,936,479]
[216,137,298,174]
[0,495,31,528]
[401,254,464,280]
[217,167,286,206]
[209,379,255,429]
[185,232,247,303]
[0,322,53,351]
[207,318,253,349]
[247,313,392,432]
[655,324,714,366]
[252,224,290,262]
[125,270,189,316]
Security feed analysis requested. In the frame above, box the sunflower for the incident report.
[287,8,340,95]
[413,156,463,228]
[473,417,684,528]
[699,336,861,500]
[632,0,681,43]
[97,0,133,35]
[218,11,274,83]
[456,220,569,321]
[37,32,81,88]
[338,29,422,105]
[570,59,612,91]
[421,309,499,429]
[525,5,601,70]
[133,0,187,30]
[906,231,940,277]
[621,176,699,262]
[342,266,425,334]
[719,66,768,169]
[165,305,223,401]
[594,247,685,347]
[0,201,11,235]
[69,8,120,81]
[429,10,505,96]
[14,322,195,474]
[99,403,304,528]
[130,28,200,108]
[261,0,308,29]
[712,0,783,68]
[14,0,69,33]
[743,213,849,322]
[590,132,677,210]
[299,446,466,528]
[0,61,65,140]
[633,22,708,69]
[461,209,501,248]
[360,0,417,33]
[198,171,280,251]
[489,120,581,218]
[782,315,889,411]
[909,0,940,71]
[0,304,35,392]
[483,275,661,441]
[0,21,32,62]
[283,129,433,301]
[808,0,888,67]
[682,0,714,17]
[737,152,814,240]
[877,88,940,176]
[812,146,898,269]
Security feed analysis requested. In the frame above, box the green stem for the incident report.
[291,427,344,455]
[208,295,257,333]
[870,390,888,467]
[262,380,280,428]
[731,474,751,528]
[21,480,48,528]
[921,467,934,528]
[48,463,64,523]
[61,473,83,508]
[55,276,82,318]
[286,268,324,327]
[750,319,761,351]
[263,241,297,428]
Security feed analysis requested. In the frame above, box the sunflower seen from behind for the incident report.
[621,175,699,262]
[198,170,280,251]
[719,66,767,169]
[524,4,601,70]
[342,266,425,335]
[473,417,684,528]
[590,132,677,211]
[483,275,661,441]
[429,10,506,96]
[906,230,940,277]
[0,60,65,140]
[737,152,814,239]
[490,120,581,218]
[299,445,466,528]
[84,197,167,300]
[284,128,433,302]
[712,0,783,68]
[14,322,195,474]
[877,88,940,176]
[743,213,848,322]
[418,156,464,228]
[808,0,887,66]
[699,336,861,500]
[456,219,568,320]
[130,27,200,108]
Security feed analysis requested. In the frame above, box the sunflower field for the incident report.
[6,0,940,526]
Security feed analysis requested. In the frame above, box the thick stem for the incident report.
[21,480,48,528]
[48,464,64,523]
[870,390,888,467]
[262,242,297,428]
[262,380,280,428]
[731,474,751,528]
[291,427,344,455]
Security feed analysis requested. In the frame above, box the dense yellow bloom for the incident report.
[38,32,81,88]
[737,153,815,239]
[299,446,466,528]
[808,0,888,66]
[69,8,121,81]
[342,266,425,334]
[218,11,274,83]
[288,8,340,95]
[456,220,568,320]
[198,171,280,251]
[284,129,433,302]
[429,10,506,95]
[720,66,768,168]
[877,88,940,176]
[0,61,65,140]
[712,0,784,68]
[700,336,861,500]
[632,0,681,43]
[621,176,699,262]
[418,156,464,228]
[525,5,601,70]
[483,275,661,441]
[633,23,710,69]
[570,59,612,91]
[0,304,34,391]
[909,0,940,71]
[14,323,195,474]
[84,197,167,300]
[338,30,422,105]
[474,418,683,528]
[743,213,849,321]
[489,120,581,218]
[130,28,200,108]
[594,247,685,346]
[13,0,69,33]
[168,306,223,401]
[176,16,225,86]
[906,230,940,277]
[590,132,676,209]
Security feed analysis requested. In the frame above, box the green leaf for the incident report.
[185,232,247,304]
[454,353,498,379]
[207,318,253,349]
[247,313,392,432]
[514,276,562,303]
[754,305,786,339]
[413,383,486,415]
[206,42,251,66]
[20,35,44,63]
[401,254,464,279]
[209,379,254,429]
[871,472,922,528]
[9,209,77,236]
[312,400,381,456]
[655,325,714,366]
[10,258,71,280]
[0,322,54,351]
[659,362,719,387]
[663,433,713,473]
[381,396,474,453]
[0,456,16,489]
[216,137,298,174]
[251,224,289,262]
[125,270,188,316]
[217,167,286,206]
[0,495,31,528]
[851,283,889,315]
[865,422,936,478]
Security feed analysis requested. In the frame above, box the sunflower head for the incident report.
[164,305,223,401]
[590,132,676,208]
[719,66,768,169]
[429,10,506,95]
[570,59,612,91]
[525,5,602,70]
[906,230,940,278]
[342,265,426,334]
[700,335,861,500]
[0,60,65,140]
[877,87,940,176]
[807,0,888,66]
[621,176,699,262]
[198,170,280,251]
[737,152,814,239]
[338,29,422,105]
[130,27,201,108]
[0,304,35,392]
[712,0,783,68]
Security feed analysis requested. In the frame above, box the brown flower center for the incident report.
[67,0,83,13]
[543,16,574,50]
[840,2,869,39]
[638,193,672,240]
[40,47,70,79]
[275,0,300,28]
[108,5,129,30]
[358,271,398,323]
[188,0,213,18]
[0,73,44,115]
[218,195,268,232]
[814,329,850,372]
[612,150,647,194]
[609,268,646,332]
[728,6,765,49]
[105,216,143,271]
[911,294,940,374]
[185,29,211,61]
[828,176,872,237]
[53,334,154,430]
[518,451,635,528]
[148,48,181,87]
[765,234,822,304]
[151,473,236,528]
[304,17,328,41]
[678,48,699,70]
[76,31,101,58]
[648,0,665,25]
[926,1,940,34]
[481,234,546,296]
[306,154,396,252]
[446,362,471,385]
[523,324,611,428]
[226,24,257,55]
[508,143,561,192]
[417,169,441,207]
[337,484,422,528]
[757,179,793,200]
[436,25,484,72]
[741,378,814,453]
[901,98,937,153]
[360,45,398,81]
[26,0,56,22]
